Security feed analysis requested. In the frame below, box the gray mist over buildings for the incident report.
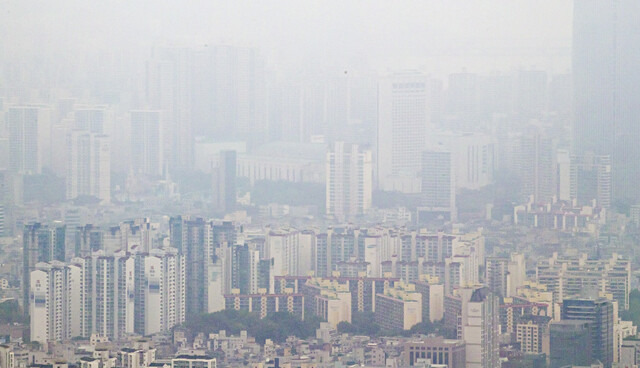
[1,1,573,73]
[2,2,640,368]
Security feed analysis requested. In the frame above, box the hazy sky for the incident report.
[1,0,573,75]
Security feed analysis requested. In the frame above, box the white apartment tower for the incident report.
[66,131,111,203]
[460,287,500,368]
[130,110,163,177]
[266,229,301,277]
[326,142,373,221]
[377,72,429,193]
[30,260,83,345]
[84,251,135,340]
[134,248,185,336]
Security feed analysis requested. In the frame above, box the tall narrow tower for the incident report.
[573,0,640,203]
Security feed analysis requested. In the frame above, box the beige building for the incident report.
[300,278,351,328]
[375,282,422,331]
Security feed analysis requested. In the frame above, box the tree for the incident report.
[0,299,26,325]
[183,310,321,344]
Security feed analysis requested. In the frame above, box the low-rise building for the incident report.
[171,355,217,368]
[402,337,465,367]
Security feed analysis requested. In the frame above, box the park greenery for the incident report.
[0,299,27,325]
[620,289,640,327]
[336,311,450,338]
[183,310,322,344]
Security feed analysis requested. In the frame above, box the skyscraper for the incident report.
[146,47,193,171]
[130,110,163,177]
[573,0,640,203]
[420,150,456,222]
[377,72,429,193]
[7,107,47,175]
[212,150,236,214]
[326,142,373,221]
[23,223,66,316]
[513,127,556,203]
[66,131,111,203]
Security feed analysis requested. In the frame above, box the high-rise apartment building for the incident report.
[573,0,640,203]
[30,260,83,345]
[212,150,236,214]
[30,250,186,343]
[513,128,556,203]
[536,253,630,310]
[7,106,49,174]
[225,244,254,295]
[412,277,444,323]
[0,169,21,237]
[426,132,495,191]
[190,45,266,142]
[66,131,111,203]
[23,223,66,316]
[83,251,136,340]
[571,154,611,208]
[326,142,372,221]
[74,224,104,258]
[377,72,429,193]
[134,248,185,336]
[130,110,163,177]
[485,253,525,298]
[265,229,302,278]
[169,217,238,315]
[420,150,456,222]
[146,47,193,171]
[461,287,500,368]
[169,217,209,316]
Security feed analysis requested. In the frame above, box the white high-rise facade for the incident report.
[377,72,429,193]
[29,260,83,345]
[30,250,186,343]
[326,142,373,221]
[66,131,111,203]
[85,251,135,340]
[461,287,500,368]
[427,132,495,191]
[266,229,301,277]
[135,248,185,336]
[130,110,163,177]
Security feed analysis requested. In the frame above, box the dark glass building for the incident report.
[561,298,614,368]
